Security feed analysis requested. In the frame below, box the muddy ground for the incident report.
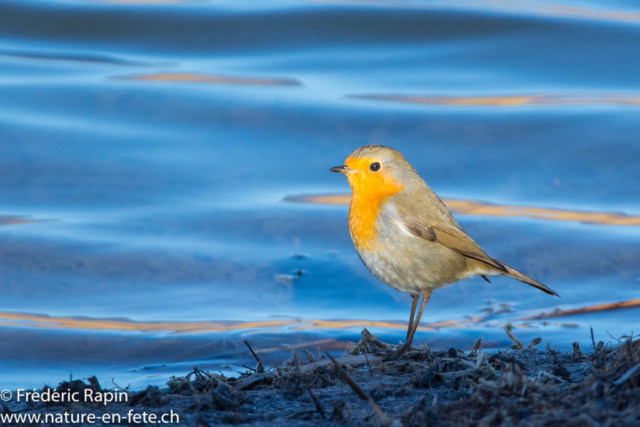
[2,329,639,426]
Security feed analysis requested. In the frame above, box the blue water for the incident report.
[1,0,640,390]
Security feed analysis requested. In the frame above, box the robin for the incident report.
[330,145,559,351]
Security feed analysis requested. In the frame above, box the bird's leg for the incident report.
[403,290,432,352]
[406,294,419,341]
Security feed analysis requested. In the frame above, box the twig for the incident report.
[307,388,325,419]
[303,350,315,364]
[349,328,390,355]
[187,367,213,381]
[613,363,640,386]
[363,348,372,376]
[505,328,524,350]
[536,371,566,384]
[439,369,478,377]
[528,337,542,349]
[606,330,622,344]
[111,378,130,392]
[245,340,265,374]
[293,350,303,378]
[442,358,476,369]
[475,351,486,369]
[298,354,384,373]
[325,352,395,426]
[234,375,265,391]
[189,382,201,411]
[547,343,559,361]
[591,327,600,361]
[245,340,261,363]
[572,342,585,359]
[325,353,369,401]
[469,335,486,357]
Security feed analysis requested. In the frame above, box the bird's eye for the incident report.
[369,162,381,172]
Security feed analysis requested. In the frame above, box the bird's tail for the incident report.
[497,261,560,297]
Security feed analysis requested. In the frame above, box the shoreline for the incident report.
[2,329,639,426]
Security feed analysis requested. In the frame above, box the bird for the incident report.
[330,145,559,351]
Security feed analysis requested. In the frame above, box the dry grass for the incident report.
[2,329,639,426]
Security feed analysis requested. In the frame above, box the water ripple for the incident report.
[0,310,580,335]
[348,93,640,107]
[285,194,640,226]
[0,50,146,66]
[0,311,470,334]
[519,298,640,320]
[310,0,640,25]
[122,73,302,86]
[0,215,40,226]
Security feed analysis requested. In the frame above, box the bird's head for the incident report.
[330,145,416,198]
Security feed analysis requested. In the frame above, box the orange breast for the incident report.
[347,171,404,252]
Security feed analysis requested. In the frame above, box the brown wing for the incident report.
[402,217,508,273]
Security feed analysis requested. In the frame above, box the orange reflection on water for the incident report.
[124,73,301,86]
[0,216,40,226]
[284,194,640,226]
[481,0,640,24]
[0,312,481,335]
[102,0,187,3]
[0,312,294,334]
[285,194,351,205]
[519,298,640,320]
[349,93,640,107]
[445,200,640,226]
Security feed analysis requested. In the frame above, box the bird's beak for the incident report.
[330,165,354,174]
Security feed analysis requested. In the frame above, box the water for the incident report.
[1,0,640,390]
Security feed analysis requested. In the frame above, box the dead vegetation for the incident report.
[2,329,640,426]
